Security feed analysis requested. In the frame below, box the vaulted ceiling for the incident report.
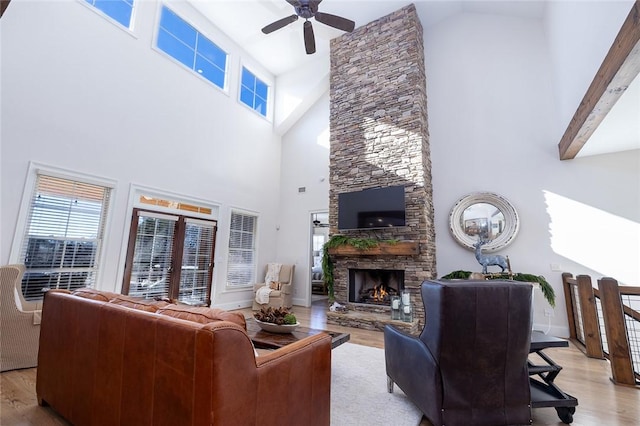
[2,0,637,158]
[192,0,547,76]
[192,0,638,159]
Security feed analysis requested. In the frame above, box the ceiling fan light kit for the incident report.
[261,0,355,55]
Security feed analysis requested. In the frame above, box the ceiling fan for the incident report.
[261,0,355,55]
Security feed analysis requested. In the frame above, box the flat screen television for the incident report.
[338,185,406,230]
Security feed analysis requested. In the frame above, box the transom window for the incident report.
[226,211,257,287]
[157,6,228,89]
[84,0,135,28]
[240,67,269,117]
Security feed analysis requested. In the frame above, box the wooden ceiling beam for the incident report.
[1,1,11,18]
[558,0,640,160]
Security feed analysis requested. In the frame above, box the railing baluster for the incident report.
[576,275,605,359]
[562,273,578,341]
[597,277,636,386]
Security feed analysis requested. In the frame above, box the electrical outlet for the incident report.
[550,263,562,272]
[544,308,554,317]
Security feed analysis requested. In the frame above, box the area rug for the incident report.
[331,342,423,425]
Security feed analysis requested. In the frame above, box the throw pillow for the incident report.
[269,281,281,290]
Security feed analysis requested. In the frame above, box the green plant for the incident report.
[283,313,297,325]
[440,270,556,308]
[322,235,397,302]
[254,307,297,325]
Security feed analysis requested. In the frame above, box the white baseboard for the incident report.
[532,323,570,339]
[213,301,253,311]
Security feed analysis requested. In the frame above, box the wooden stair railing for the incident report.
[563,272,640,387]
[562,273,605,359]
[597,277,640,386]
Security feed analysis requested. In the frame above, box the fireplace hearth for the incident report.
[349,269,404,306]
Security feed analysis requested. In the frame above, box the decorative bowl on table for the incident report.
[254,318,299,334]
[253,307,299,333]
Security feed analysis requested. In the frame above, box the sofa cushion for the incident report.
[72,288,121,302]
[108,296,169,312]
[157,304,246,329]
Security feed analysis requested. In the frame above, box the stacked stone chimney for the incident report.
[328,4,436,330]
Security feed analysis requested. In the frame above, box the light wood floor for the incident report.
[2,300,638,425]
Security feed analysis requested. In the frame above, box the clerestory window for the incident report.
[156,5,228,89]
[84,0,135,29]
[239,67,269,117]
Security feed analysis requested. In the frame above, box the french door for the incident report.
[122,208,217,306]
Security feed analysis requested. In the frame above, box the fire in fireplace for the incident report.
[348,269,405,305]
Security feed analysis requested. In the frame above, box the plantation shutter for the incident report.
[20,174,111,300]
[226,212,256,287]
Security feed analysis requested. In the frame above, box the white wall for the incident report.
[1,0,281,309]
[277,92,331,306]
[3,1,636,329]
[544,0,635,140]
[277,7,639,336]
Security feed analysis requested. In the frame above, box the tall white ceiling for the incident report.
[189,0,638,157]
[190,0,547,76]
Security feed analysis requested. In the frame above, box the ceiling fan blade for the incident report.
[303,20,316,54]
[262,14,299,34]
[285,0,300,6]
[314,12,355,32]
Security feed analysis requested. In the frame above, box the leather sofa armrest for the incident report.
[254,333,331,425]
[256,332,329,367]
[384,325,442,420]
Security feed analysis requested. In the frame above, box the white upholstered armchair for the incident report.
[252,264,295,310]
[1,264,43,371]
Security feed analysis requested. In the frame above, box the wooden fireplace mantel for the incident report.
[328,241,419,256]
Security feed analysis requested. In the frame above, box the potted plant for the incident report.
[440,270,556,307]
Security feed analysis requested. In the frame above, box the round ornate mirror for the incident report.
[448,192,519,252]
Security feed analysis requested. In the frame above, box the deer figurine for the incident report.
[473,239,509,274]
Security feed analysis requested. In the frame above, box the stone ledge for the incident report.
[326,309,420,335]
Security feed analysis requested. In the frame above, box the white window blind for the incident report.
[126,212,177,300]
[179,218,216,304]
[20,174,111,300]
[226,212,256,287]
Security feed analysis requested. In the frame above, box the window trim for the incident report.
[10,162,117,293]
[78,0,138,35]
[117,184,220,296]
[225,208,259,289]
[152,4,230,93]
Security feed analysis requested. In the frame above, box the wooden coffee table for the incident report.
[246,319,350,350]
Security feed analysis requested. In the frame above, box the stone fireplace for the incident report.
[326,4,436,333]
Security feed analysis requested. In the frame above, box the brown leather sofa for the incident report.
[384,280,533,426]
[37,289,331,425]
